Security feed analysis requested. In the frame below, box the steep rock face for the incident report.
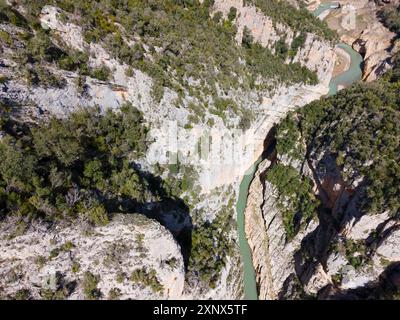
[244,159,273,299]
[214,0,283,49]
[0,215,185,300]
[245,74,400,298]
[246,152,399,299]
[40,6,86,51]
[245,156,324,299]
[242,1,400,299]
[0,5,155,118]
[246,142,399,299]
[203,0,335,194]
[305,153,398,292]
[214,0,335,86]
[377,229,400,261]
[352,21,398,81]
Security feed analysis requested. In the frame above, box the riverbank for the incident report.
[308,0,400,81]
[333,44,351,77]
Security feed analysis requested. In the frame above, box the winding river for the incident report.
[236,3,363,300]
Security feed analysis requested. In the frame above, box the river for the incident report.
[236,2,363,300]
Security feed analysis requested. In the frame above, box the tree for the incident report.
[82,272,101,300]
[32,119,83,167]
[242,26,254,48]
[228,7,237,21]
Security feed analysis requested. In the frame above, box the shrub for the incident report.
[130,268,163,293]
[82,271,101,300]
[72,262,81,273]
[108,288,121,300]
[90,65,111,82]
[14,289,31,300]
[86,205,109,226]
[242,26,254,48]
[228,7,237,21]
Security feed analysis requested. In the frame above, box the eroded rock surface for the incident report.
[0,215,185,300]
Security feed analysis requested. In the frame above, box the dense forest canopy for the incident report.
[0,103,150,224]
[378,3,400,34]
[244,0,337,40]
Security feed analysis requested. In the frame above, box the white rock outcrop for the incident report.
[376,229,400,261]
[244,159,321,299]
[0,215,185,300]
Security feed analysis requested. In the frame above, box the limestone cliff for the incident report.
[246,148,400,299]
[0,215,185,300]
[245,79,400,299]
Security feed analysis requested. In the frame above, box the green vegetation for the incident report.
[103,242,131,268]
[72,262,81,273]
[82,271,101,300]
[62,241,75,251]
[290,32,307,58]
[0,103,150,224]
[0,0,343,291]
[275,62,400,220]
[266,164,319,240]
[40,272,71,300]
[1,0,321,126]
[134,233,147,256]
[0,1,29,29]
[379,4,400,34]
[244,0,337,40]
[40,288,67,300]
[130,268,163,293]
[164,257,179,270]
[187,194,236,288]
[276,112,305,160]
[90,65,111,82]
[14,289,31,300]
[0,98,220,290]
[116,272,126,284]
[35,255,47,268]
[0,0,113,86]
[344,239,367,270]
[331,272,343,286]
[228,7,238,22]
[108,287,121,300]
[25,66,66,88]
[246,41,318,87]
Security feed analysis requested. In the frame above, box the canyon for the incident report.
[244,0,400,300]
[0,0,337,299]
[0,0,398,300]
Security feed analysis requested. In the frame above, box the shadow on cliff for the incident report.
[288,150,369,296]
[318,261,400,300]
[104,168,193,269]
[261,126,277,161]
[0,105,193,269]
